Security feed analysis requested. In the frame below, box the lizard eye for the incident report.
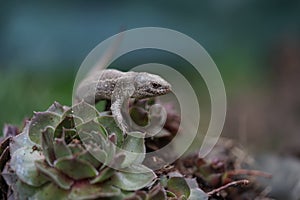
[151,83,161,89]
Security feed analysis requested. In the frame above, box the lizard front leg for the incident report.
[111,77,135,133]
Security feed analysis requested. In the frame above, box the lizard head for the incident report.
[134,72,171,98]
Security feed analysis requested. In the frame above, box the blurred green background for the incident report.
[1,0,300,152]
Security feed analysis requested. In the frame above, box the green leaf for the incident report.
[167,177,191,199]
[110,153,126,168]
[29,111,61,145]
[130,106,149,127]
[77,120,107,139]
[68,143,84,155]
[77,150,102,169]
[69,182,121,199]
[98,116,124,147]
[14,180,38,200]
[87,148,108,167]
[47,102,68,115]
[10,122,35,154]
[53,138,72,159]
[69,101,99,123]
[53,115,78,139]
[41,126,56,166]
[30,183,69,200]
[120,132,145,168]
[35,160,74,190]
[111,164,156,191]
[79,130,114,166]
[10,147,49,187]
[90,167,115,184]
[54,157,98,180]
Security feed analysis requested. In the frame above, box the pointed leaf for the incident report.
[77,120,107,139]
[14,180,38,200]
[167,177,190,198]
[68,143,84,155]
[98,116,123,147]
[35,160,74,190]
[69,101,99,123]
[90,167,115,184]
[121,132,145,168]
[10,122,35,154]
[53,115,77,138]
[30,183,69,200]
[29,111,61,144]
[130,106,149,126]
[110,153,126,168]
[54,157,98,180]
[87,147,108,166]
[53,138,72,159]
[77,150,102,168]
[47,102,67,115]
[111,164,156,191]
[69,181,120,199]
[62,128,79,143]
[10,147,49,186]
[41,127,56,166]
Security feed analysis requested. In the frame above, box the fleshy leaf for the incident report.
[79,130,113,166]
[90,167,115,184]
[98,116,124,147]
[13,180,38,200]
[87,148,108,167]
[120,132,145,168]
[35,160,74,190]
[10,122,35,154]
[130,106,149,127]
[68,143,84,155]
[53,115,77,139]
[54,157,98,180]
[62,128,78,143]
[111,164,156,191]
[30,183,69,200]
[53,138,72,159]
[77,120,107,139]
[69,101,99,123]
[110,153,126,168]
[10,147,49,186]
[47,102,67,115]
[69,182,121,199]
[77,150,102,169]
[41,126,56,166]
[29,111,61,145]
[167,177,190,199]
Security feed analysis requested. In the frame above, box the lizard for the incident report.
[76,69,171,133]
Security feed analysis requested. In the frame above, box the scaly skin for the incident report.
[76,69,171,132]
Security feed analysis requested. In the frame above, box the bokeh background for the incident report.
[1,1,300,197]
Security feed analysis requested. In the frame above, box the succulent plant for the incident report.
[122,171,209,200]
[1,101,156,200]
[0,99,271,200]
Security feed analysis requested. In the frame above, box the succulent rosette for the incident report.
[1,101,156,200]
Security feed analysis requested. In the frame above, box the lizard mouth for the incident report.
[162,84,171,93]
[152,84,172,95]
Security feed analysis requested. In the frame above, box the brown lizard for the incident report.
[76,69,171,133]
